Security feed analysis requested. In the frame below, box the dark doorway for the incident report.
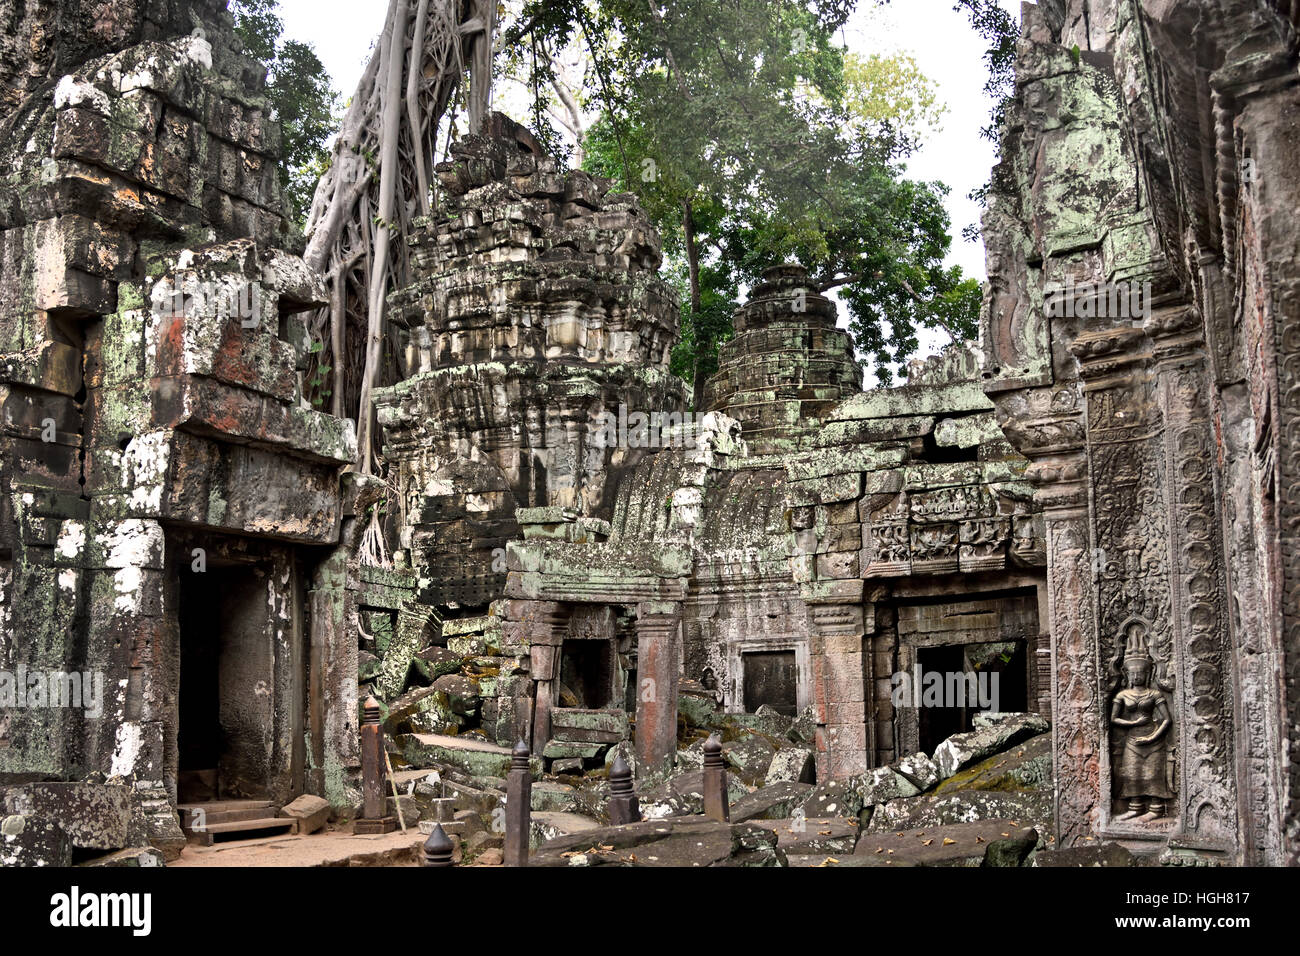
[559,640,614,709]
[743,651,798,716]
[915,640,1029,753]
[916,644,967,753]
[966,640,1028,713]
[177,563,273,802]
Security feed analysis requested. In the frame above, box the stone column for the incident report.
[504,740,532,867]
[634,601,681,775]
[1037,468,1102,848]
[989,376,1101,849]
[805,588,868,780]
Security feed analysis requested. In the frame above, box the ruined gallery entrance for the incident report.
[891,590,1038,757]
[174,548,300,811]
[177,562,276,802]
[912,642,1028,753]
[558,638,615,709]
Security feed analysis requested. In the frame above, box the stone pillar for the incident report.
[805,590,868,780]
[1037,466,1103,848]
[504,740,532,867]
[607,751,641,826]
[988,370,1102,849]
[1147,307,1237,849]
[634,601,681,775]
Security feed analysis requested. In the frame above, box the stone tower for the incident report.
[375,114,687,607]
[703,264,861,455]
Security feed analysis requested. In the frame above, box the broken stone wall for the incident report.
[502,264,1046,784]
[0,0,360,853]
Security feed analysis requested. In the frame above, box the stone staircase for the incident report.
[178,799,298,846]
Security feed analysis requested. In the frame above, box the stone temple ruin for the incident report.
[1,0,1298,868]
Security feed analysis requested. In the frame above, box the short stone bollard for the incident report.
[607,750,641,826]
[504,739,532,866]
[422,823,455,867]
[355,696,397,834]
[702,733,730,823]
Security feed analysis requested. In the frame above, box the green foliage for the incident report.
[515,0,979,391]
[230,0,340,229]
[841,51,946,149]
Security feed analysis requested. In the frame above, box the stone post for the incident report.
[355,696,397,834]
[607,750,641,825]
[803,592,868,780]
[504,739,532,866]
[702,734,729,822]
[634,601,681,775]
[1038,468,1102,849]
[422,823,454,867]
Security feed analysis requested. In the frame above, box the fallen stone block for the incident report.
[79,847,166,867]
[797,779,865,819]
[542,740,605,761]
[530,810,603,849]
[530,818,786,867]
[749,817,859,856]
[549,708,628,744]
[280,794,331,835]
[531,782,580,813]
[722,735,777,784]
[764,747,815,784]
[731,782,814,823]
[893,752,941,792]
[1032,843,1137,867]
[640,770,748,818]
[934,732,1052,794]
[931,712,1050,780]
[0,782,132,850]
[849,766,920,806]
[1,814,72,866]
[852,819,1037,867]
[677,687,720,728]
[866,789,1052,834]
[400,733,542,779]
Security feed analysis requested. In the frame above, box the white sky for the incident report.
[277,0,1022,367]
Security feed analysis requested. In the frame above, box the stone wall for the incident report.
[0,0,361,855]
[982,0,1299,864]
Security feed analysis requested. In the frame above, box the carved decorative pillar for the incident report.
[1146,306,1237,849]
[634,601,681,775]
[1038,466,1102,847]
[992,376,1101,849]
[1073,326,1177,843]
[804,589,868,780]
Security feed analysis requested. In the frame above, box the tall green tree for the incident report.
[506,0,980,395]
[230,0,340,228]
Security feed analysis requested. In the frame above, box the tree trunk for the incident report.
[683,199,705,410]
[357,0,411,475]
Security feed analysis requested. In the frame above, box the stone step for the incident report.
[189,817,299,847]
[178,800,279,828]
